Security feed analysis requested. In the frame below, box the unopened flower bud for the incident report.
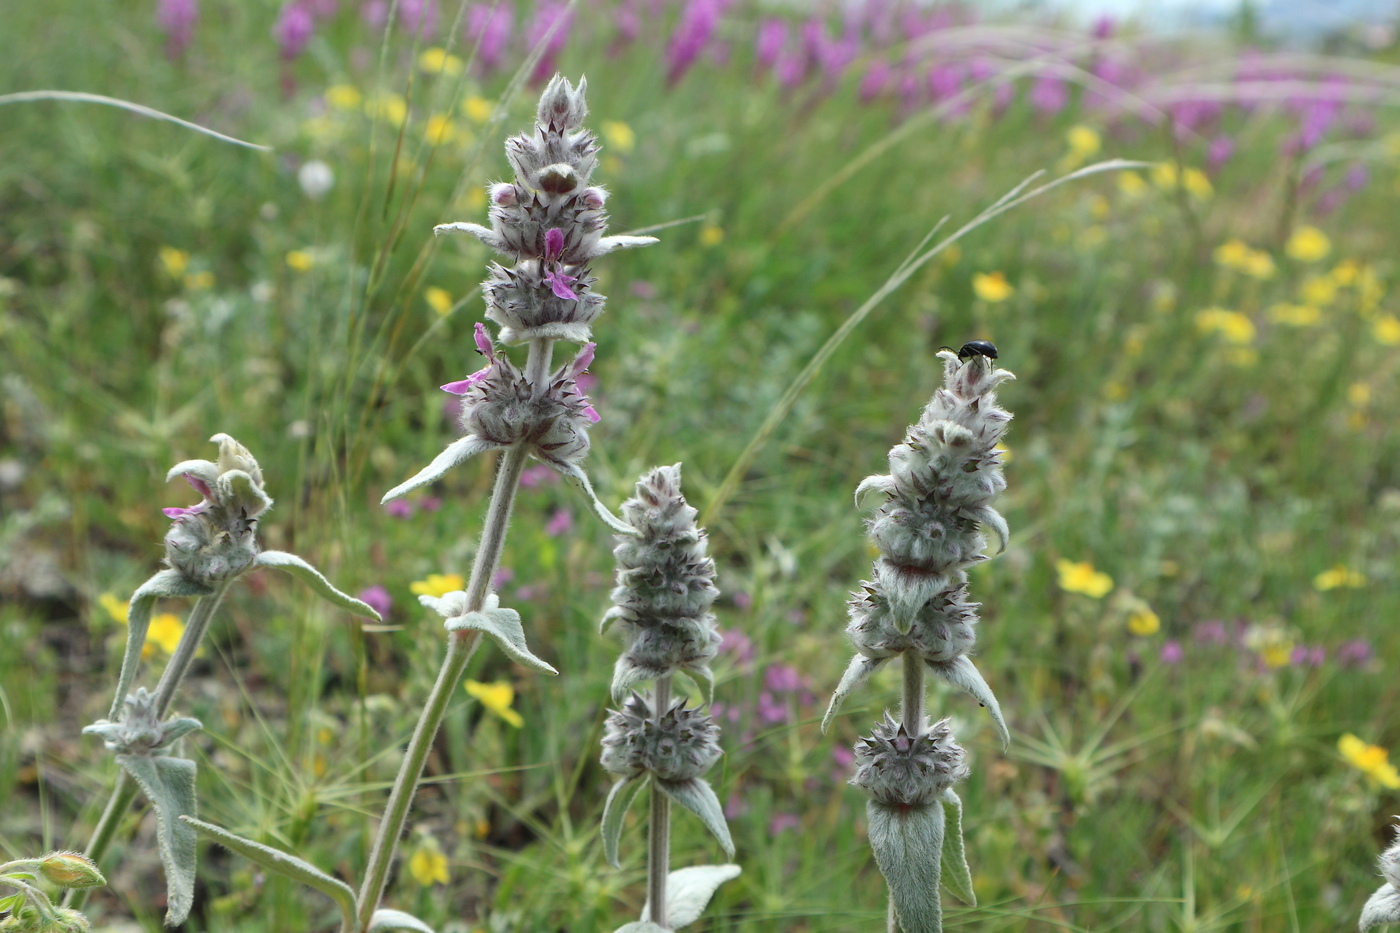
[600,692,722,781]
[38,852,106,889]
[82,688,202,756]
[536,73,589,131]
[851,714,968,808]
[490,183,519,207]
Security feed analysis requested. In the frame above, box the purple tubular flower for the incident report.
[756,18,787,69]
[358,585,393,617]
[466,3,514,73]
[442,323,498,394]
[275,2,315,60]
[156,0,199,58]
[666,0,726,85]
[525,1,573,83]
[1029,74,1068,114]
[398,0,438,37]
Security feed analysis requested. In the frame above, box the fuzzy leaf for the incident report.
[433,221,497,242]
[821,654,889,733]
[557,462,636,535]
[118,754,198,926]
[968,505,1009,555]
[867,799,946,933]
[369,908,439,933]
[440,595,557,675]
[111,570,213,719]
[601,774,647,868]
[655,778,733,858]
[611,656,660,705]
[1362,883,1400,931]
[640,864,742,930]
[611,924,669,933]
[939,789,975,907]
[381,436,503,503]
[594,235,659,255]
[164,458,220,487]
[927,655,1009,749]
[216,469,272,518]
[254,551,382,621]
[182,815,357,929]
[680,666,715,708]
[853,473,895,509]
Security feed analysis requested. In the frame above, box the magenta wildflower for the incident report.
[731,590,752,611]
[718,628,754,663]
[1290,645,1326,667]
[544,507,574,537]
[724,792,747,820]
[1029,73,1069,114]
[156,0,199,58]
[1160,640,1184,665]
[525,1,573,83]
[860,59,891,102]
[360,0,388,29]
[1091,14,1116,40]
[466,3,514,73]
[542,227,580,300]
[757,691,787,724]
[441,323,497,395]
[666,0,726,85]
[385,499,415,518]
[764,663,802,694]
[519,464,559,488]
[769,813,801,834]
[491,567,515,588]
[420,496,443,512]
[1338,639,1373,667]
[756,18,787,69]
[1193,619,1228,645]
[274,2,315,60]
[1207,136,1235,171]
[398,0,438,38]
[358,585,393,617]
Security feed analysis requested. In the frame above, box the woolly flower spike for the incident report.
[851,713,968,808]
[601,465,721,702]
[825,350,1015,747]
[434,75,656,345]
[600,692,722,782]
[1361,826,1400,930]
[383,326,600,502]
[162,433,271,585]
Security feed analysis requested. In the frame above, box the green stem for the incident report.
[887,652,926,933]
[354,338,552,931]
[66,582,232,910]
[646,675,673,927]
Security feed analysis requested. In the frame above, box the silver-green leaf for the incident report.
[926,655,1009,749]
[939,789,975,907]
[254,550,382,621]
[655,778,734,858]
[182,815,357,929]
[111,570,212,719]
[867,799,946,933]
[557,462,636,535]
[369,908,439,933]
[601,775,647,868]
[438,593,557,675]
[821,654,888,733]
[641,864,741,930]
[1361,883,1400,931]
[118,754,198,926]
[381,436,502,503]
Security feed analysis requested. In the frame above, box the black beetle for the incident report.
[939,340,999,362]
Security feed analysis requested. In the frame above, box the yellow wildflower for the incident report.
[159,246,190,279]
[424,115,459,145]
[325,84,363,111]
[408,839,450,886]
[1315,565,1366,591]
[366,92,407,127]
[1213,239,1249,268]
[1339,733,1400,789]
[1243,622,1293,668]
[1195,308,1255,344]
[1347,382,1370,407]
[1066,124,1101,157]
[286,250,315,272]
[1241,250,1276,280]
[410,573,465,598]
[99,593,128,624]
[1299,275,1337,307]
[1182,167,1213,200]
[1285,225,1331,262]
[1331,259,1361,286]
[1088,195,1110,220]
[1150,162,1178,189]
[601,120,636,155]
[1116,171,1147,197]
[1056,559,1113,598]
[465,679,524,728]
[146,613,186,657]
[1126,604,1160,637]
[699,224,724,247]
[1374,315,1400,345]
[1357,266,1385,312]
[972,271,1014,302]
[425,287,454,316]
[1266,303,1320,326]
[418,48,464,76]
[462,95,494,125]
[184,271,215,290]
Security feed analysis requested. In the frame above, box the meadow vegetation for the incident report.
[2,1,1399,930]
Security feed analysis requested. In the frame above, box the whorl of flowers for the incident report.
[162,433,271,586]
[851,713,968,808]
[600,692,722,782]
[82,689,201,757]
[824,350,1015,747]
[601,464,721,702]
[435,75,656,346]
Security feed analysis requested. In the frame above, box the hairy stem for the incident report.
[355,339,552,930]
[887,652,926,933]
[66,581,232,910]
[647,675,673,927]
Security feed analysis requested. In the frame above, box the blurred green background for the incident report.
[2,0,1399,929]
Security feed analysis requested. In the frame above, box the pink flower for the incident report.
[441,323,497,395]
[156,0,199,58]
[718,628,754,663]
[525,1,573,83]
[541,228,579,300]
[274,2,315,60]
[398,0,438,38]
[666,0,726,85]
[1029,74,1068,114]
[544,507,574,537]
[492,567,515,588]
[1160,640,1184,665]
[1338,640,1373,667]
[756,18,787,69]
[385,499,415,518]
[769,813,801,834]
[466,3,514,72]
[763,663,802,693]
[519,465,559,488]
[358,585,393,617]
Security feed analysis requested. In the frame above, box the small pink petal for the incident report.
[582,404,600,423]
[442,368,491,395]
[472,321,494,358]
[570,342,596,376]
[184,474,213,499]
[545,270,578,300]
[544,227,565,261]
